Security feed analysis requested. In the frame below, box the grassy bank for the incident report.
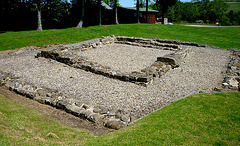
[0,24,239,51]
[227,2,240,12]
[0,93,239,145]
[0,94,94,145]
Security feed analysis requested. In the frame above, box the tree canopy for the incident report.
[0,0,239,31]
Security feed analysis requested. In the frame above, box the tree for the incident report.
[77,0,85,27]
[114,0,119,24]
[137,0,140,23]
[154,0,177,24]
[102,0,120,7]
[98,0,101,25]
[146,0,148,23]
[33,0,43,31]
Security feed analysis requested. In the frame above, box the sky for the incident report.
[119,0,192,7]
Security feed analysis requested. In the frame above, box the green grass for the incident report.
[0,24,240,145]
[227,2,240,12]
[0,94,94,145]
[0,24,239,51]
[86,92,240,145]
[1,93,239,145]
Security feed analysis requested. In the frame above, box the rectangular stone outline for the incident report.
[36,36,188,86]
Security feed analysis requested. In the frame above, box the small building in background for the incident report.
[118,7,159,24]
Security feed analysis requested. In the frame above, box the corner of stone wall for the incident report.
[220,48,240,91]
[1,36,197,130]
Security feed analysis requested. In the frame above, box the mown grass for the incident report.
[227,2,240,12]
[0,24,239,51]
[0,94,94,145]
[86,92,240,145]
[0,24,240,145]
[0,93,239,145]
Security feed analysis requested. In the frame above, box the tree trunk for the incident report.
[65,0,69,15]
[114,0,118,24]
[161,4,164,24]
[146,0,148,23]
[37,0,42,31]
[98,0,101,25]
[137,0,139,23]
[77,0,84,27]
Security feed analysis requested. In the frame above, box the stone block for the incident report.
[157,54,182,68]
[65,105,82,116]
[93,105,108,114]
[137,76,152,83]
[104,119,126,130]
[34,96,46,104]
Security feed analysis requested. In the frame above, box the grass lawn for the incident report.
[0,93,239,145]
[0,24,240,145]
[227,2,240,12]
[0,94,94,145]
[0,24,239,51]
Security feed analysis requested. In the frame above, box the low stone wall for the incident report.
[1,36,214,130]
[0,70,129,129]
[36,36,191,86]
[221,48,240,91]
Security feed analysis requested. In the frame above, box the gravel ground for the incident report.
[0,44,231,118]
[78,44,173,73]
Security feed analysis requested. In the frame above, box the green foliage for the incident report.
[0,24,239,51]
[165,0,240,25]
[226,2,240,12]
[227,10,240,25]
[153,0,177,22]
[224,0,240,2]
[102,0,120,7]
[220,14,233,25]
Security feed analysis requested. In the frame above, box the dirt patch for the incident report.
[0,87,115,135]
[0,46,38,55]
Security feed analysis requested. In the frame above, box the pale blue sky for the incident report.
[119,0,192,7]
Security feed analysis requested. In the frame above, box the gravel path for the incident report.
[78,44,173,73]
[0,44,231,118]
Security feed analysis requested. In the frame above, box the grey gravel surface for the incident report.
[0,44,231,118]
[78,44,173,73]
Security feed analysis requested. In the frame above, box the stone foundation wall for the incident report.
[1,36,219,130]
[221,48,240,91]
[0,70,129,129]
[36,36,191,86]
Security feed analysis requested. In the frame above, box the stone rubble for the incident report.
[0,36,237,130]
[36,36,189,86]
[36,36,187,86]
[221,48,240,91]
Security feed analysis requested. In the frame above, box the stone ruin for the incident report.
[36,36,197,86]
[221,48,240,91]
[1,36,239,130]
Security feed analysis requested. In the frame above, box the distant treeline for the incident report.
[160,0,240,25]
[224,0,240,2]
[0,0,239,31]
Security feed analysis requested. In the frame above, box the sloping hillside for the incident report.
[226,2,240,12]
